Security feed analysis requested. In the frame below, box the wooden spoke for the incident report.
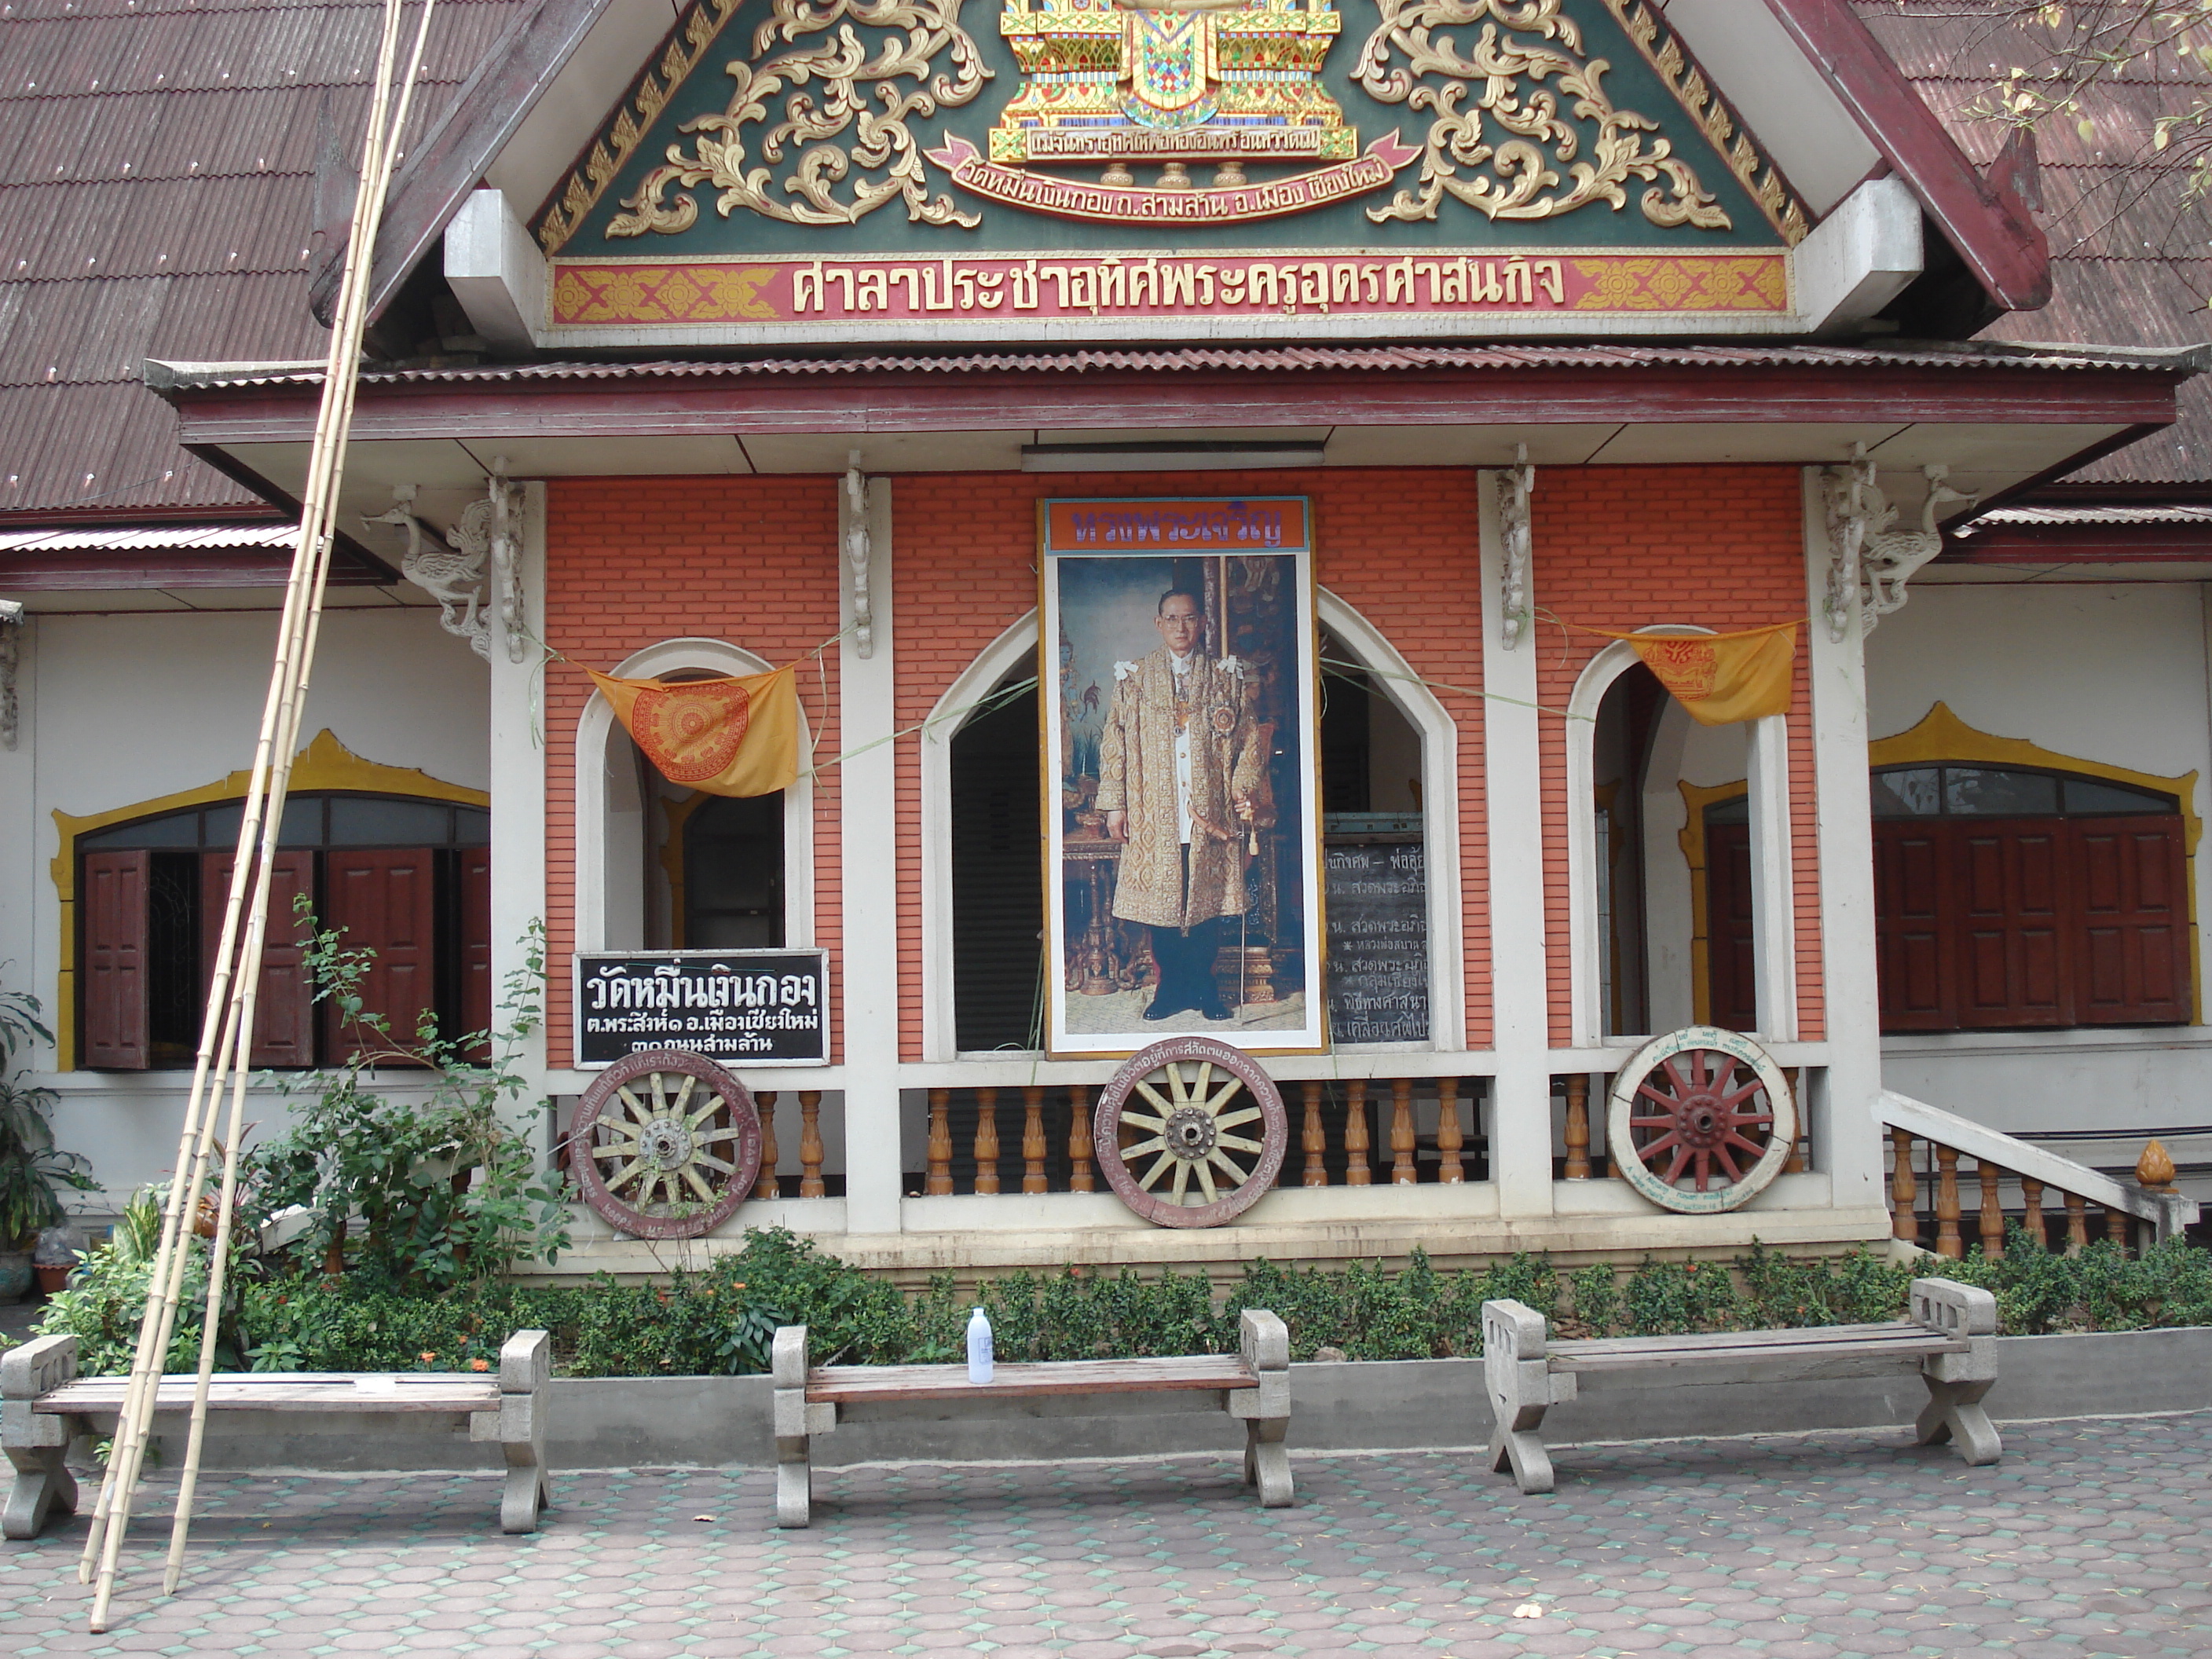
[1092,1038,1289,1229]
[1605,1027,1796,1215]
[572,1050,762,1240]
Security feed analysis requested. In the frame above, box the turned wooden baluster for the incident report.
[1562,1075,1591,1181]
[1301,1082,1328,1188]
[1343,1081,1371,1186]
[798,1090,825,1199]
[973,1087,1001,1195]
[1978,1159,2005,1260]
[1435,1078,1464,1184]
[2098,1200,2124,1257]
[1890,1126,1917,1243]
[2064,1190,2088,1256]
[2020,1176,2045,1250]
[754,1092,781,1200]
[1067,1086,1094,1192]
[1935,1144,1963,1258]
[1390,1079,1419,1185]
[1022,1086,1048,1194]
[925,1087,953,1196]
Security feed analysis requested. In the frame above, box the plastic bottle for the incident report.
[966,1306,994,1384]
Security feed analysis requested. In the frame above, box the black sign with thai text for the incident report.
[574,950,830,1068]
[1324,837,1429,1045]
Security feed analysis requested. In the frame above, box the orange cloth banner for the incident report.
[1585,623,1798,727]
[585,665,800,797]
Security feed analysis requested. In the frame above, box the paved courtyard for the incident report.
[5,1412,2210,1657]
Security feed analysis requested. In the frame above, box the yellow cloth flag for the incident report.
[1589,623,1798,727]
[585,664,800,797]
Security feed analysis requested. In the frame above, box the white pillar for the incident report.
[488,482,550,1132]
[1478,471,1554,1218]
[840,477,903,1236]
[1746,712,1799,1042]
[1802,469,1883,1206]
[0,613,44,1064]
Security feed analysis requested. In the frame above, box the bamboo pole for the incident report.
[83,3,431,1627]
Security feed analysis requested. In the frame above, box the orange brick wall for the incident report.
[892,468,1491,1060]
[542,478,844,1063]
[1530,466,1826,1045]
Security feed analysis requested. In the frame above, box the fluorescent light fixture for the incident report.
[1020,440,1325,473]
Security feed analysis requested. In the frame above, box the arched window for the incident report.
[575,638,813,964]
[76,793,490,1069]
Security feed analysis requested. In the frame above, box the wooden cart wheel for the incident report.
[571,1049,762,1240]
[1606,1026,1796,1214]
[1093,1038,1287,1228]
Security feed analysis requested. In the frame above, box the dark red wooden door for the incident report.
[1705,823,1758,1031]
[1873,826,1950,1031]
[200,851,317,1068]
[1954,824,2067,1027]
[2070,817,2191,1024]
[82,850,149,1069]
[323,849,438,1058]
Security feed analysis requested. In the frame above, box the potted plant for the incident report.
[0,983,93,1302]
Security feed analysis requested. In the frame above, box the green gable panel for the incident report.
[532,0,1811,335]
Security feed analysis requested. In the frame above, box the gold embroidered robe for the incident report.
[1095,647,1266,930]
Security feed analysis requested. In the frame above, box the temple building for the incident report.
[1,0,2204,1276]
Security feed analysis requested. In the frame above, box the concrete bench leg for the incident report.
[2,1335,81,1540]
[1482,1299,1574,1496]
[771,1325,821,1529]
[1232,1309,1294,1508]
[472,1330,555,1534]
[1909,1278,2001,1467]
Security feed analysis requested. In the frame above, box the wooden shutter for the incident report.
[324,848,438,1059]
[2071,816,2191,1025]
[1873,824,1953,1031]
[1955,824,2068,1027]
[200,851,317,1067]
[82,850,150,1069]
[1703,824,1758,1032]
[459,848,492,1061]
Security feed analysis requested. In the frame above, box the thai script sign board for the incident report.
[1324,833,1429,1045]
[531,0,1807,343]
[574,950,830,1068]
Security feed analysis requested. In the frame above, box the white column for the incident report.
[840,477,903,1236]
[1802,469,1884,1206]
[488,482,550,1132]
[1478,471,1554,1218]
[1746,712,1799,1042]
[0,613,44,1064]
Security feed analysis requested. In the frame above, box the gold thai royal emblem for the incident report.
[991,0,1356,170]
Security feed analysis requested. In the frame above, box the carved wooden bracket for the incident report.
[1496,444,1536,650]
[843,458,874,659]
[367,465,527,662]
[1824,448,1973,641]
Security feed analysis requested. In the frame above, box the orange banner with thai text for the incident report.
[585,665,800,797]
[1043,496,1309,555]
[1585,623,1797,727]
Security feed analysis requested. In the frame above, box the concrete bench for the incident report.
[771,1308,1291,1526]
[2,1328,554,1539]
[1481,1276,2000,1494]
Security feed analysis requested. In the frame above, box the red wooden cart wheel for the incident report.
[1093,1038,1288,1228]
[1605,1026,1796,1214]
[571,1049,762,1240]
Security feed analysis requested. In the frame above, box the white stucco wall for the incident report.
[9,608,490,1207]
[1866,581,2212,1188]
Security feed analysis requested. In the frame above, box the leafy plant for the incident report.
[243,910,567,1290]
[37,1187,241,1374]
[0,980,93,1250]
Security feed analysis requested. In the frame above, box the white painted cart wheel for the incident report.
[1606,1026,1796,1214]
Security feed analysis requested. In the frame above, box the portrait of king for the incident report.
[991,0,1355,179]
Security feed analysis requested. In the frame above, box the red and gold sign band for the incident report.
[550,251,1789,328]
[1044,498,1309,555]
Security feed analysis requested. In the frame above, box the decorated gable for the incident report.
[531,0,1811,341]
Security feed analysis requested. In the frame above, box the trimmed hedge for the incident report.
[35,1225,2212,1378]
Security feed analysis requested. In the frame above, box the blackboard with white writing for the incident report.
[1324,838,1429,1045]
[574,950,830,1068]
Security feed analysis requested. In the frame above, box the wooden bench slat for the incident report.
[38,1377,500,1414]
[808,1354,1255,1404]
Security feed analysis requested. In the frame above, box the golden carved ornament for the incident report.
[1351,0,1729,231]
[610,0,992,236]
[2137,1138,2177,1193]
